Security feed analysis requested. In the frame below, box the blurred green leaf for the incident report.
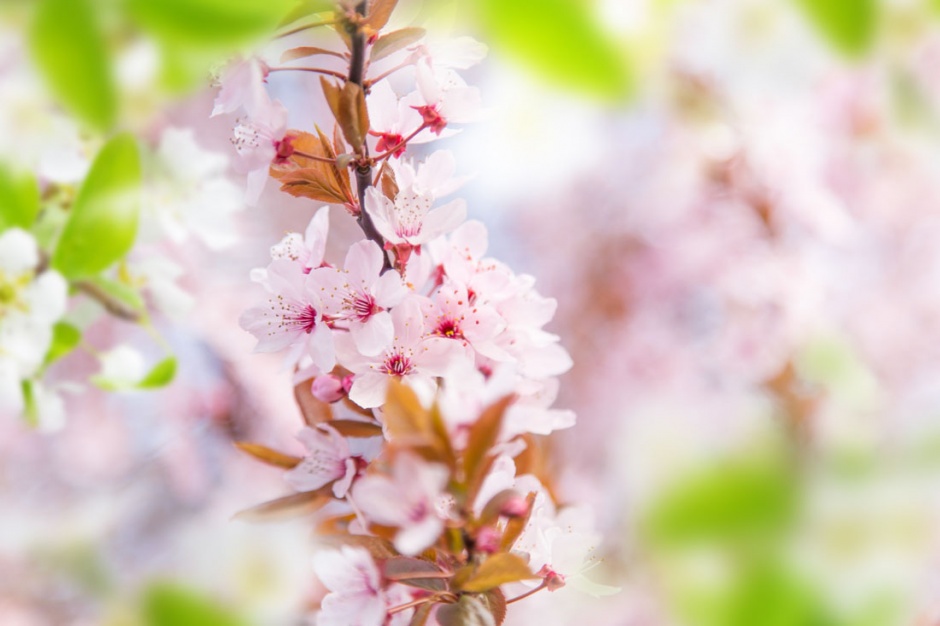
[44,322,81,366]
[0,167,40,232]
[52,134,141,279]
[137,357,177,389]
[142,582,247,626]
[20,380,37,426]
[29,0,117,130]
[644,455,798,547]
[126,0,293,46]
[474,0,631,100]
[794,0,877,57]
[724,562,831,626]
[279,0,336,27]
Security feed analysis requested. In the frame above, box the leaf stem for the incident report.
[270,66,348,81]
[293,149,337,164]
[505,581,548,605]
[387,596,434,615]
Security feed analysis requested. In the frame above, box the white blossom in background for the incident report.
[0,229,67,417]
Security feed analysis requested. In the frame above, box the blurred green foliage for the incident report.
[52,134,141,279]
[472,0,633,101]
[643,454,798,548]
[0,166,40,231]
[142,582,248,626]
[794,0,877,57]
[29,0,117,130]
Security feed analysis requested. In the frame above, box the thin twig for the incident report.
[293,149,337,164]
[505,581,548,605]
[373,122,429,162]
[74,280,142,322]
[269,66,348,81]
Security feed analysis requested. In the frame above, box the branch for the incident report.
[347,1,393,272]
[74,280,143,323]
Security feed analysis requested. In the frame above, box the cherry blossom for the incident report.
[239,260,335,372]
[285,423,375,498]
[312,546,393,626]
[412,59,483,134]
[211,57,270,119]
[309,239,408,356]
[336,297,466,408]
[352,453,450,555]
[231,97,290,204]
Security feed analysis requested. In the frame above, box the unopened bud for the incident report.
[475,526,501,554]
[537,565,566,592]
[500,496,529,519]
[311,375,346,403]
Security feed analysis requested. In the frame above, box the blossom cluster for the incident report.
[219,1,614,623]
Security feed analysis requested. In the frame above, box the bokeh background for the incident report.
[4,0,940,624]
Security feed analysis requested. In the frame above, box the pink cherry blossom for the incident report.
[412,59,482,134]
[309,239,408,356]
[352,453,450,555]
[239,259,335,372]
[365,152,468,264]
[231,97,290,204]
[312,546,389,626]
[336,297,468,409]
[269,206,330,273]
[211,57,270,119]
[285,424,367,498]
[420,280,508,361]
[367,81,445,157]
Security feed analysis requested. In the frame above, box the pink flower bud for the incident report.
[475,526,500,554]
[311,375,346,403]
[500,495,529,519]
[537,565,566,592]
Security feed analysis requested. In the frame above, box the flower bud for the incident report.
[500,495,529,519]
[311,374,346,403]
[474,526,501,554]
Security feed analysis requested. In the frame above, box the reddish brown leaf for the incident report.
[320,77,342,122]
[371,27,425,62]
[337,81,369,150]
[317,533,398,560]
[381,166,399,201]
[316,125,353,202]
[483,589,507,626]
[234,442,302,469]
[454,553,536,593]
[463,396,514,503]
[294,377,333,426]
[329,419,383,438]
[383,556,448,591]
[500,491,537,552]
[281,45,346,63]
[233,488,332,522]
[365,0,398,30]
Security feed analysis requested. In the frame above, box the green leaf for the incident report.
[279,0,336,27]
[138,357,177,389]
[20,380,38,426]
[44,322,81,366]
[52,134,141,279]
[794,0,877,57]
[29,0,116,130]
[0,166,40,232]
[475,0,631,100]
[142,582,247,626]
[127,0,294,47]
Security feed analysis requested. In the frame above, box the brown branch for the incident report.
[269,66,348,81]
[74,280,142,323]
